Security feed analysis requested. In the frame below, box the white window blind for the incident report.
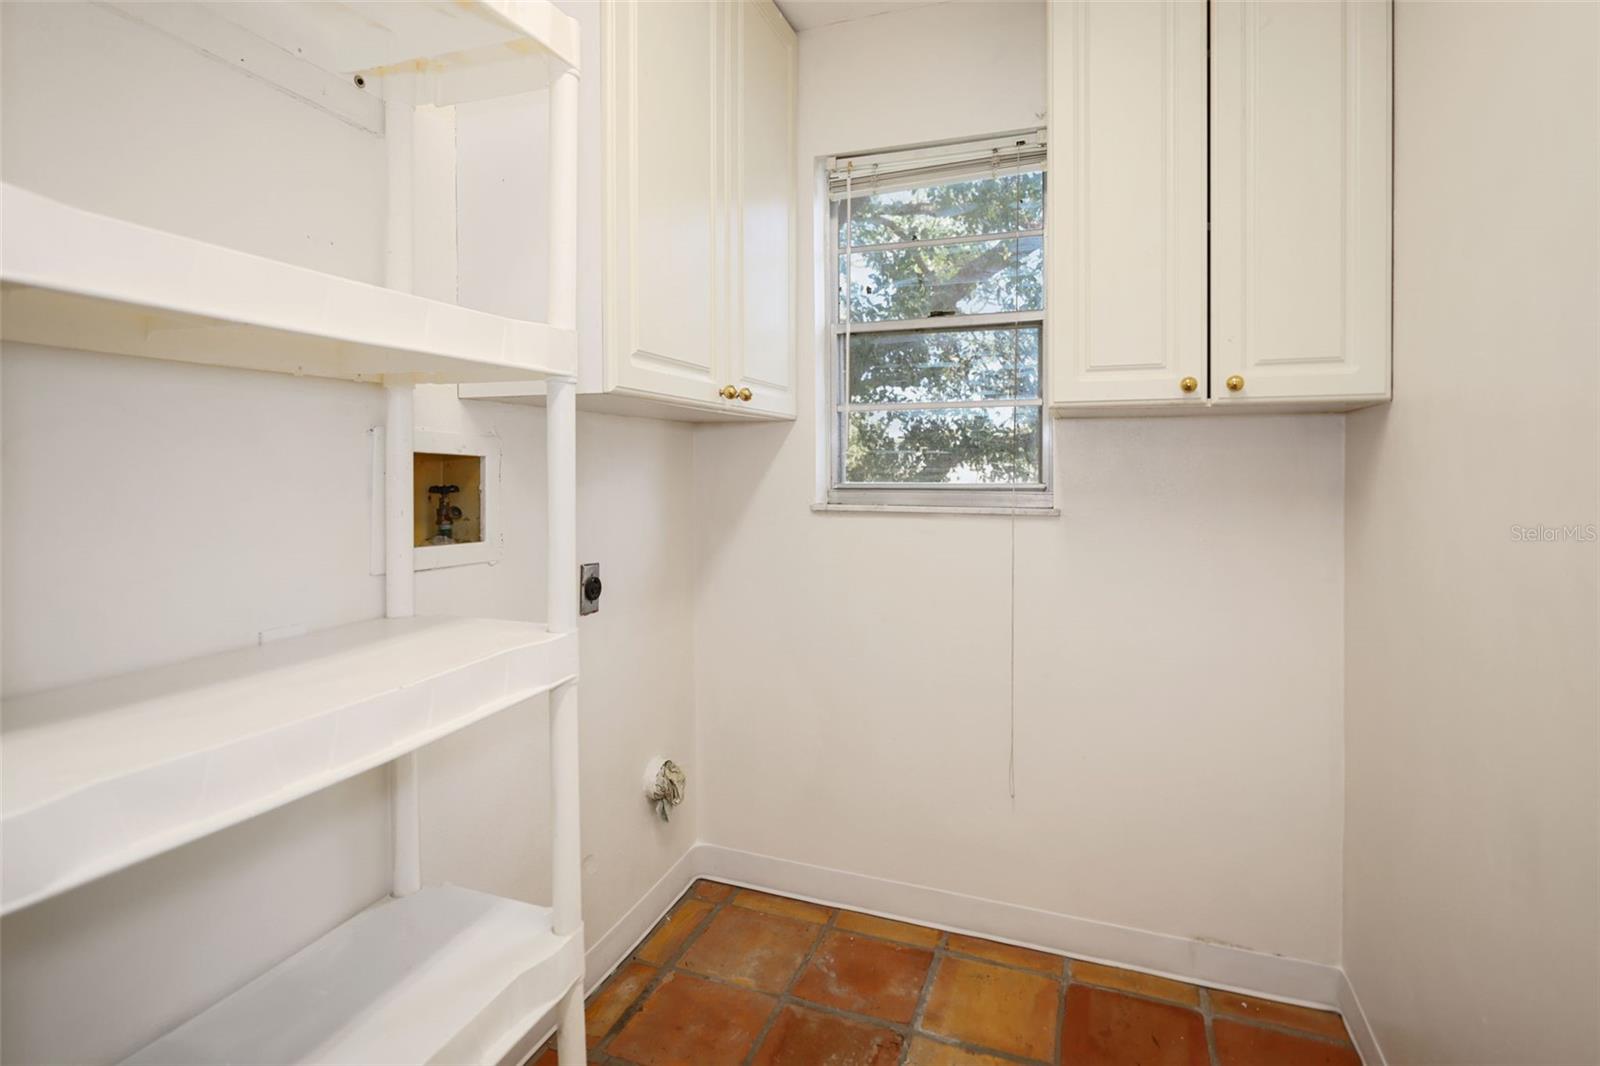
[826,130,1050,509]
[827,133,1048,199]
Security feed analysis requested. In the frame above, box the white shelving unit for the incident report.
[122,885,585,1066]
[1,617,578,916]
[0,184,576,384]
[0,1,588,1062]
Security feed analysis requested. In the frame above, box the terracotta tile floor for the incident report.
[534,880,1361,1066]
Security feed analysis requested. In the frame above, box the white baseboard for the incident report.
[564,841,1388,1066]
[1336,967,1388,1066]
[515,845,702,1065]
[694,843,1343,1008]
[581,844,702,989]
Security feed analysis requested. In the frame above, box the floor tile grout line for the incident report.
[1062,966,1354,1047]
[798,904,1067,979]
[711,984,1056,1066]
[1201,986,1222,1066]
[1207,987,1357,1047]
[1210,1009,1359,1049]
[583,881,1354,1066]
[601,963,1345,1066]
[737,899,841,1065]
[774,898,1351,1037]
[616,881,1353,1010]
[940,947,1065,979]
[650,919,1052,1066]
[601,882,752,1064]
[594,885,1035,1065]
[907,931,1061,1065]
[921,939,1356,1046]
[917,937,1059,1066]
[903,1030,1054,1066]
[1070,980,1205,1015]
[1055,956,1072,1065]
[896,931,945,1066]
[595,883,732,1057]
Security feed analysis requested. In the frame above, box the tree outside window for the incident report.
[831,151,1047,499]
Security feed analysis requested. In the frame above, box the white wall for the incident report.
[0,4,697,1062]
[1343,3,1600,1062]
[692,0,1348,966]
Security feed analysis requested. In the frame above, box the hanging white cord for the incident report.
[1006,142,1025,803]
[844,161,853,466]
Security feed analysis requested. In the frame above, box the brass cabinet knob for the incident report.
[719,384,738,400]
[738,387,753,402]
[1226,374,1245,392]
[1179,376,1198,394]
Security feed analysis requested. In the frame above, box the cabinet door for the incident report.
[603,0,725,405]
[1047,0,1208,410]
[725,0,797,418]
[1211,0,1391,402]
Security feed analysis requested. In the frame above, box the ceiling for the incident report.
[772,0,952,32]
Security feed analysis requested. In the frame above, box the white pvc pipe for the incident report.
[384,386,415,620]
[384,83,421,899]
[544,388,577,634]
[554,980,584,1063]
[547,65,585,1061]
[549,682,581,933]
[383,87,417,622]
[546,379,580,942]
[385,385,420,897]
[547,70,579,333]
[390,754,421,898]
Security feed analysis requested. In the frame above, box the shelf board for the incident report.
[1048,394,1392,418]
[460,382,799,423]
[196,0,578,106]
[0,184,576,385]
[1,616,577,916]
[123,885,583,1066]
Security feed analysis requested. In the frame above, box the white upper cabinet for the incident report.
[1048,0,1208,411]
[726,0,798,418]
[603,0,796,420]
[459,0,797,420]
[1047,0,1391,416]
[1210,0,1391,405]
[601,0,723,406]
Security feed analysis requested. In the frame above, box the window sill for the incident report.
[811,502,1060,517]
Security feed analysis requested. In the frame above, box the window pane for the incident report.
[844,406,1042,485]
[843,235,1043,323]
[838,170,1044,247]
[847,327,1039,404]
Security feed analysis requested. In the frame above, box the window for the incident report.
[826,132,1050,511]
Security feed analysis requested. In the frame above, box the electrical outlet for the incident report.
[579,562,602,616]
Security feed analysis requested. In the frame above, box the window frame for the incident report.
[823,138,1054,513]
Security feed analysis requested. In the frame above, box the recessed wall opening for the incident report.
[414,453,484,547]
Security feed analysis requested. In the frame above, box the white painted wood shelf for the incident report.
[191,0,580,105]
[122,884,584,1066]
[0,616,578,917]
[0,184,577,385]
[3,0,589,1057]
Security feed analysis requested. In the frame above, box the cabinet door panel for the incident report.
[1048,0,1207,409]
[1211,0,1391,401]
[728,0,796,417]
[604,0,723,404]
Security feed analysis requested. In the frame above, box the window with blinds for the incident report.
[827,132,1050,510]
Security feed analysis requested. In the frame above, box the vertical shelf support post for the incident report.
[384,85,422,900]
[546,65,585,1062]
